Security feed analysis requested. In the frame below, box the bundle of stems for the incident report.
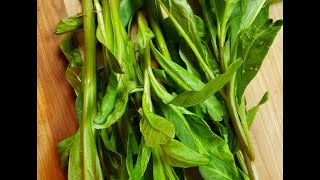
[54,0,282,179]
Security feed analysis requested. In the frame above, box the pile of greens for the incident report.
[54,0,282,179]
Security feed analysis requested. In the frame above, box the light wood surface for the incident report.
[37,1,283,179]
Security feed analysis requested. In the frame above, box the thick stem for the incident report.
[225,74,249,149]
[137,11,153,112]
[226,75,256,179]
[81,0,102,179]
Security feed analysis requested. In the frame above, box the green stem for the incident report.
[218,2,231,73]
[225,76,249,155]
[217,4,256,177]
[226,75,256,179]
[93,0,111,77]
[137,11,153,112]
[110,0,124,64]
[102,0,113,50]
[146,0,171,60]
[243,150,259,180]
[158,1,215,80]
[236,151,248,174]
[96,133,108,178]
[82,0,102,178]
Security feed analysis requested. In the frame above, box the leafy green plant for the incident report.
[54,0,282,179]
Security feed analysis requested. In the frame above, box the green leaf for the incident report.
[156,101,198,151]
[126,134,134,178]
[172,113,241,179]
[54,13,83,35]
[67,129,103,180]
[140,95,175,147]
[198,0,225,60]
[152,146,180,180]
[57,134,76,169]
[119,0,143,27]
[252,6,269,26]
[179,40,203,79]
[94,72,118,124]
[127,41,143,85]
[94,80,137,129]
[149,75,241,179]
[75,93,83,124]
[152,68,175,87]
[161,139,210,168]
[130,138,152,180]
[151,42,224,121]
[162,17,181,44]
[237,19,283,99]
[137,16,155,54]
[66,66,82,96]
[100,129,122,164]
[240,0,266,30]
[96,134,109,179]
[60,33,83,66]
[95,0,123,74]
[194,15,209,40]
[67,132,82,179]
[199,160,240,180]
[169,60,243,107]
[151,42,203,91]
[157,0,217,80]
[198,0,225,27]
[59,33,83,96]
[247,91,269,128]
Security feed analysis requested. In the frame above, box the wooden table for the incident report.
[37,1,283,179]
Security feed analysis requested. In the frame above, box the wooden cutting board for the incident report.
[37,1,283,179]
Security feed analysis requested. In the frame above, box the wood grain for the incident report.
[37,1,283,179]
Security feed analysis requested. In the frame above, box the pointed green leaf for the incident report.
[60,33,83,66]
[137,15,155,54]
[237,19,283,99]
[140,94,175,146]
[67,132,82,180]
[54,13,83,35]
[151,42,224,121]
[152,68,175,87]
[240,0,266,30]
[157,0,218,79]
[65,66,82,96]
[152,146,180,180]
[161,139,210,168]
[119,0,143,27]
[139,88,175,147]
[75,93,83,124]
[247,92,269,128]
[57,134,76,169]
[149,73,241,179]
[94,72,118,124]
[94,80,137,129]
[169,60,243,107]
[95,0,123,74]
[100,129,122,164]
[130,138,152,180]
